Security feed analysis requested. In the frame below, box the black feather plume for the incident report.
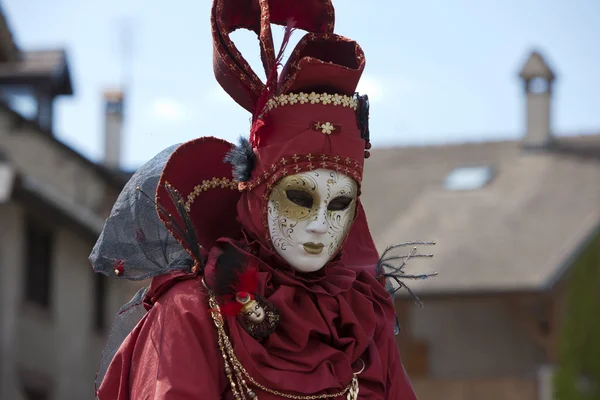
[136,185,204,270]
[355,93,370,143]
[162,184,204,265]
[224,137,255,182]
[211,243,247,296]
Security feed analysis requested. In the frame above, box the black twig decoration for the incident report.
[376,241,438,307]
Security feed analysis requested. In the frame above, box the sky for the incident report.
[3,0,600,170]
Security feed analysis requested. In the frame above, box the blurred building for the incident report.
[0,8,128,400]
[0,4,598,400]
[362,52,600,400]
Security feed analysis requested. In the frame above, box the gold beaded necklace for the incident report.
[207,292,364,400]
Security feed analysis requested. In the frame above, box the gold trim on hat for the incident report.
[185,177,239,211]
[266,92,358,113]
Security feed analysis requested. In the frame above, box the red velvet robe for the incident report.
[97,238,417,400]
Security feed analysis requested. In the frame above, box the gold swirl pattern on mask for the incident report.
[323,172,358,256]
[268,174,320,222]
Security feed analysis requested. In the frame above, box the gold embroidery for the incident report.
[266,92,358,113]
[239,153,364,192]
[185,177,238,211]
[317,122,335,134]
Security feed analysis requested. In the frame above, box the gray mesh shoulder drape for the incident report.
[90,144,193,394]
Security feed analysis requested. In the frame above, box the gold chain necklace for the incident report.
[208,294,363,400]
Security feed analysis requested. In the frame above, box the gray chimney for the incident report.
[519,51,556,149]
[103,89,124,169]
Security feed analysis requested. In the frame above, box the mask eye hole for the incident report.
[286,190,313,208]
[327,196,353,211]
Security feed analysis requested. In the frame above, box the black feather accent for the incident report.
[375,241,438,307]
[162,184,204,265]
[224,137,255,182]
[355,93,370,143]
[136,186,204,269]
[211,243,246,296]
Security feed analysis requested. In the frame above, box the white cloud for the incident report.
[151,98,187,122]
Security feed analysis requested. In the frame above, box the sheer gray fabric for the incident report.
[95,286,148,392]
[89,144,192,281]
[90,145,193,394]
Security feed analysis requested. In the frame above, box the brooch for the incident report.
[209,244,280,341]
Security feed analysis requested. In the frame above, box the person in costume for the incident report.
[90,1,436,399]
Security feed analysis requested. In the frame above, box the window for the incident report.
[443,165,495,191]
[528,77,549,94]
[20,369,53,400]
[0,87,38,119]
[24,215,54,308]
[23,386,49,400]
[93,272,107,332]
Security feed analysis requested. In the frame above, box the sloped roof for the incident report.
[14,174,105,241]
[0,49,73,95]
[0,6,19,62]
[519,51,555,81]
[0,101,128,189]
[0,9,71,94]
[361,134,600,295]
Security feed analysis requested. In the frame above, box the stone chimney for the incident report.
[519,51,556,149]
[103,89,124,169]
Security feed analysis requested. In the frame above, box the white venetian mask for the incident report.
[267,168,358,273]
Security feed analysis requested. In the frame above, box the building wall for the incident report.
[411,377,538,400]
[0,110,119,217]
[408,297,546,379]
[0,201,24,400]
[0,201,123,400]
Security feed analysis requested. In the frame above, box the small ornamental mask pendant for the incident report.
[211,245,280,340]
[235,292,280,341]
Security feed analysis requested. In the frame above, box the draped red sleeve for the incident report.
[96,279,227,400]
[96,261,417,399]
[353,269,418,399]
